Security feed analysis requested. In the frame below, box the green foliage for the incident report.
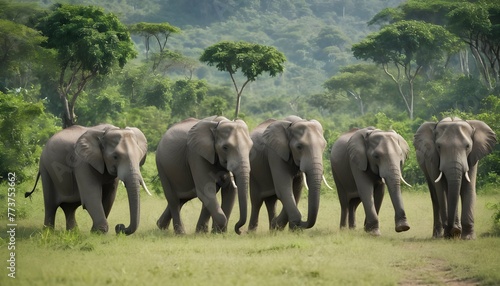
[200,41,287,81]
[487,201,500,236]
[200,40,287,118]
[36,3,137,126]
[0,90,59,181]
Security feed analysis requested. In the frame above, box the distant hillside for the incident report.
[36,0,404,113]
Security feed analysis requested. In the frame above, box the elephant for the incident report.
[156,116,253,235]
[414,117,497,239]
[26,124,150,235]
[248,116,327,232]
[330,127,411,236]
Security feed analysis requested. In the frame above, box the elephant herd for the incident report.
[27,116,497,240]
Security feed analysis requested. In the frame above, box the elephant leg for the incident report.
[249,191,264,232]
[348,198,361,229]
[157,205,172,230]
[265,196,279,230]
[102,179,118,218]
[460,179,476,240]
[220,181,236,230]
[357,183,380,236]
[61,202,80,230]
[196,205,211,233]
[426,176,443,238]
[41,172,57,229]
[75,167,108,233]
[373,183,385,215]
[192,164,227,232]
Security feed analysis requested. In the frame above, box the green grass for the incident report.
[1,181,500,286]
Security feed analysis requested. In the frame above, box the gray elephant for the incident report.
[26,124,150,235]
[248,116,327,231]
[156,116,253,235]
[330,127,411,236]
[414,117,496,239]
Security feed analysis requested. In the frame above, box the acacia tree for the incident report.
[352,20,460,120]
[323,64,380,116]
[200,41,286,119]
[129,22,182,74]
[36,4,137,127]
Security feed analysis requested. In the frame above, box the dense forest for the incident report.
[1,0,499,191]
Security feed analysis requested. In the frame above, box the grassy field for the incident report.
[1,182,500,286]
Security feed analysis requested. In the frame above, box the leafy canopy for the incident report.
[37,3,137,75]
[199,41,286,81]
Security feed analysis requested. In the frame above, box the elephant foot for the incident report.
[444,226,462,239]
[366,228,381,236]
[395,220,410,233]
[195,223,209,233]
[156,218,170,230]
[91,224,108,234]
[461,225,475,240]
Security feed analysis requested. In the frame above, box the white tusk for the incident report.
[434,172,443,183]
[381,177,386,184]
[303,172,309,190]
[141,179,152,196]
[400,176,412,187]
[229,172,237,189]
[322,175,334,190]
[465,171,471,183]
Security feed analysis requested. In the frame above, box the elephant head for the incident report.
[75,125,149,235]
[187,117,253,234]
[414,117,496,238]
[347,128,411,232]
[263,117,327,228]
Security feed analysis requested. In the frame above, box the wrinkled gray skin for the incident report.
[156,116,253,235]
[414,117,496,239]
[330,127,411,236]
[36,124,148,235]
[248,116,327,231]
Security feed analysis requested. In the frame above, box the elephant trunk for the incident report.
[115,173,141,235]
[233,165,250,235]
[383,167,410,232]
[300,164,322,229]
[443,168,463,237]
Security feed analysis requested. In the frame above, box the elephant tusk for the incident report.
[400,176,412,187]
[465,171,471,183]
[303,172,309,190]
[322,175,334,190]
[140,179,153,196]
[229,172,237,189]
[434,172,443,183]
[381,177,386,185]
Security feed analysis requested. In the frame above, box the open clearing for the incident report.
[1,185,499,285]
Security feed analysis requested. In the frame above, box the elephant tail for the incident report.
[25,171,41,199]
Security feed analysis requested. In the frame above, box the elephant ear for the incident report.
[347,128,373,171]
[413,122,438,167]
[187,119,219,164]
[75,129,106,174]
[467,120,497,166]
[263,120,292,161]
[125,127,148,166]
[396,132,410,162]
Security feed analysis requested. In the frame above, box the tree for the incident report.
[36,4,137,128]
[352,20,461,120]
[199,41,286,119]
[129,22,182,74]
[323,64,380,116]
[447,2,500,91]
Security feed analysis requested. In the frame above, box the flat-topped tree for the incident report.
[200,41,286,119]
[36,4,136,128]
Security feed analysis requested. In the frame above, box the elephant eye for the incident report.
[296,144,303,151]
[466,143,470,149]
[113,154,119,160]
[222,145,229,151]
